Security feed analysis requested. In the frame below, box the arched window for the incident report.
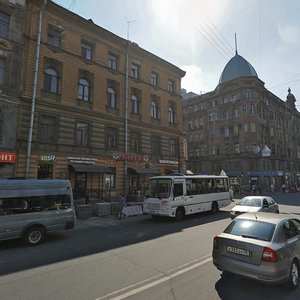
[151,100,158,119]
[107,87,116,108]
[44,68,58,93]
[131,95,138,114]
[168,106,176,124]
[78,78,90,101]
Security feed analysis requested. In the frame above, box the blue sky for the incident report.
[53,0,300,109]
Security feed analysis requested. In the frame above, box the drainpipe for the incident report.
[25,0,47,178]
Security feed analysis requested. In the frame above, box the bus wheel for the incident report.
[211,202,219,214]
[23,226,45,246]
[175,208,185,221]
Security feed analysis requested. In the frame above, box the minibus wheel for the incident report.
[175,207,185,221]
[23,226,45,246]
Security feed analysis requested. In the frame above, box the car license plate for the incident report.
[226,246,250,256]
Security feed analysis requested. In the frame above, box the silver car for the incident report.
[230,196,279,219]
[213,212,300,289]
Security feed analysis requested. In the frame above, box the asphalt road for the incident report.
[0,192,300,300]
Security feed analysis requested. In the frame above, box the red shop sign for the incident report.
[0,152,16,163]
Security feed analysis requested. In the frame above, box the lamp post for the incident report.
[124,20,135,196]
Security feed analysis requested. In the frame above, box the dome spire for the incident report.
[235,33,238,55]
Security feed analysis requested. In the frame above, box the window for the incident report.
[105,168,116,189]
[245,89,252,99]
[151,100,158,119]
[168,105,176,124]
[131,95,138,114]
[81,40,92,60]
[169,138,178,157]
[0,11,9,38]
[224,126,229,138]
[151,135,161,155]
[47,26,62,48]
[108,54,118,70]
[76,122,89,146]
[250,123,256,133]
[105,127,117,149]
[0,58,4,85]
[107,87,117,108]
[151,72,158,87]
[131,131,141,153]
[131,63,139,79]
[78,78,90,101]
[39,115,57,143]
[168,79,175,93]
[44,68,58,93]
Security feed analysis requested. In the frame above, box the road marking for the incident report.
[95,255,212,300]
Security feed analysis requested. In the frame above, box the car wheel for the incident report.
[211,202,219,214]
[287,260,299,289]
[175,207,185,221]
[23,226,45,246]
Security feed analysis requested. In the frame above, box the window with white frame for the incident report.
[81,40,93,60]
[108,54,118,70]
[131,63,139,79]
[44,68,58,93]
[76,122,89,146]
[151,100,158,119]
[245,89,252,99]
[224,126,230,138]
[78,78,90,101]
[151,71,158,87]
[47,25,62,48]
[131,95,138,114]
[168,105,176,124]
[168,79,175,93]
[107,87,117,108]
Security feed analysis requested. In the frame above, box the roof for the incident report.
[219,53,258,84]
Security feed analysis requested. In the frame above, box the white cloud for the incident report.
[278,23,300,45]
[180,65,205,93]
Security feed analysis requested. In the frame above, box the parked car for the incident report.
[230,196,279,219]
[213,212,300,289]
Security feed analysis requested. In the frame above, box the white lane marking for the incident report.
[95,256,212,300]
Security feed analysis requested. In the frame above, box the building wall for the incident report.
[15,0,185,198]
[183,76,300,191]
[0,0,25,178]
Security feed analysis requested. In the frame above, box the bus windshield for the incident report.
[148,178,172,199]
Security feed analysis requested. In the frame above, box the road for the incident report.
[0,193,300,300]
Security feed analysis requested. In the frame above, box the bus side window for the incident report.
[173,183,183,198]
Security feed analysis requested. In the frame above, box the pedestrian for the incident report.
[270,184,274,193]
[118,192,126,219]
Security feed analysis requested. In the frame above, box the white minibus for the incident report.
[0,179,75,245]
[143,175,231,220]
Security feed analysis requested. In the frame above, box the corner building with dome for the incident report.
[182,51,300,191]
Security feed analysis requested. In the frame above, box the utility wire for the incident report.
[68,0,76,10]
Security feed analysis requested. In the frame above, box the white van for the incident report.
[0,179,75,246]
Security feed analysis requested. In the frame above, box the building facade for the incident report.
[183,51,300,192]
[0,0,25,178]
[3,0,186,200]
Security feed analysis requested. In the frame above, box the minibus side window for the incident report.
[173,183,183,198]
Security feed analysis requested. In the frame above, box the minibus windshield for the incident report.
[148,178,172,199]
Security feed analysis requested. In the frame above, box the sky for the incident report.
[53,0,300,109]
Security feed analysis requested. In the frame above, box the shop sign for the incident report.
[112,153,149,161]
[67,156,97,164]
[0,152,16,163]
[40,155,56,162]
[158,159,178,167]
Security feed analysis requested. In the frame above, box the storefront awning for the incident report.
[70,164,112,173]
[128,167,160,174]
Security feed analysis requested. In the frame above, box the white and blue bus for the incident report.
[143,175,231,220]
[0,180,75,245]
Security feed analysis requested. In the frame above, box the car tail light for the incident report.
[213,236,219,250]
[262,246,278,262]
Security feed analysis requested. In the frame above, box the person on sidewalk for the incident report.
[118,192,126,219]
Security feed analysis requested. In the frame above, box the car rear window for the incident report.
[224,219,276,242]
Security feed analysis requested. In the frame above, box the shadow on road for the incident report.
[0,209,231,276]
[215,271,300,300]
